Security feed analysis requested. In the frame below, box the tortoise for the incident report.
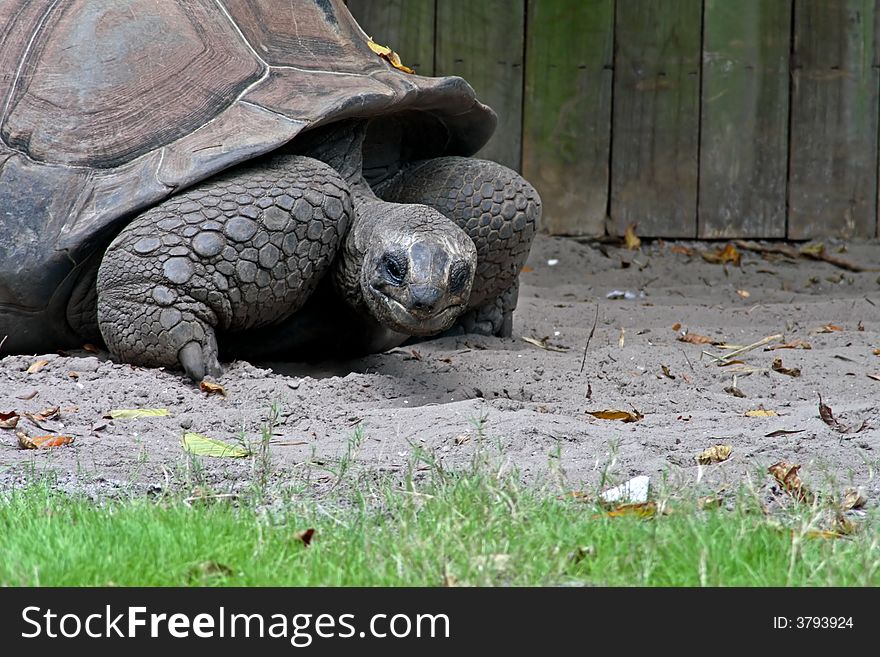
[0,0,540,380]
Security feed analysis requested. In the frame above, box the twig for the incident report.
[704,334,783,363]
[580,304,600,374]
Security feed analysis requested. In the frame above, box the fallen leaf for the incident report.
[82,343,100,353]
[670,245,694,257]
[696,444,732,465]
[295,528,316,547]
[17,431,74,449]
[818,395,869,434]
[0,411,20,429]
[736,289,750,298]
[67,371,79,380]
[188,561,234,579]
[26,359,49,374]
[842,487,867,511]
[624,223,641,250]
[724,385,746,398]
[765,339,812,351]
[745,408,777,418]
[199,381,226,397]
[771,358,800,377]
[764,428,806,437]
[661,365,675,380]
[587,408,643,423]
[106,408,170,419]
[618,327,625,348]
[701,243,741,266]
[605,502,656,519]
[768,461,813,503]
[805,530,845,540]
[697,496,723,510]
[181,432,249,458]
[671,322,682,332]
[24,406,61,429]
[521,336,569,352]
[868,373,880,382]
[816,324,843,333]
[677,332,717,345]
[520,265,534,273]
[366,38,415,73]
[873,348,880,356]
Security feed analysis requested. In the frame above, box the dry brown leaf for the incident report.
[669,245,694,257]
[868,373,880,382]
[873,348,880,356]
[724,385,746,398]
[521,336,569,352]
[745,408,777,418]
[805,530,845,540]
[736,289,750,298]
[771,358,800,377]
[0,411,20,429]
[199,381,227,397]
[520,265,534,273]
[82,343,100,353]
[701,243,741,266]
[818,395,869,434]
[677,332,717,345]
[696,444,732,465]
[587,408,643,423]
[17,431,74,449]
[842,487,867,511]
[24,406,61,428]
[26,359,49,374]
[764,428,805,437]
[661,365,675,380]
[768,461,813,503]
[624,224,641,250]
[671,322,682,332]
[605,502,657,519]
[765,339,812,351]
[295,528,315,547]
[366,38,415,73]
[816,324,843,333]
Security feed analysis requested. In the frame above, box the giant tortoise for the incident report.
[0,0,540,380]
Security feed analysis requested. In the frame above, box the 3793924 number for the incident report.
[796,617,853,629]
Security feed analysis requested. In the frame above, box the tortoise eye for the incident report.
[382,252,407,285]
[448,262,471,293]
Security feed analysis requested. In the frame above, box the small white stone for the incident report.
[547,259,559,266]
[600,475,650,504]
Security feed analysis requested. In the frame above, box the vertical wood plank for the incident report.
[345,0,436,75]
[522,0,613,236]
[789,0,878,239]
[699,0,791,238]
[611,0,703,237]
[434,0,525,171]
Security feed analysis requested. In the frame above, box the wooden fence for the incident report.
[346,0,880,239]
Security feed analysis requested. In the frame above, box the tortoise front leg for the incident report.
[376,157,540,337]
[96,155,351,381]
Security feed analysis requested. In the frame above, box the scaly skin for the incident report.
[96,154,351,380]
[376,156,541,336]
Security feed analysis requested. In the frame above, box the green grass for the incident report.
[1,471,877,586]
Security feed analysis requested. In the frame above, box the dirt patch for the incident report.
[2,235,879,502]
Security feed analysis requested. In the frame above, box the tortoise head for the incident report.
[360,204,476,336]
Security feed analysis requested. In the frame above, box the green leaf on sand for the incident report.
[182,432,249,458]
[107,408,170,419]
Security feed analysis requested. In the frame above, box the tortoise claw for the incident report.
[178,341,222,382]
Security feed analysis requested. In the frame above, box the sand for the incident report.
[2,235,878,503]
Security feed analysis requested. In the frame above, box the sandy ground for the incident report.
[2,234,879,504]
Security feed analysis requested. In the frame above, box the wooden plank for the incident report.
[345,0,436,75]
[789,0,878,239]
[522,0,613,236]
[699,0,792,238]
[434,0,525,171]
[611,0,702,238]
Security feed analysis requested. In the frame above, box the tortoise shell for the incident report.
[0,0,494,351]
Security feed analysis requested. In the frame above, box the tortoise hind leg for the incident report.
[96,154,351,380]
[376,157,540,337]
